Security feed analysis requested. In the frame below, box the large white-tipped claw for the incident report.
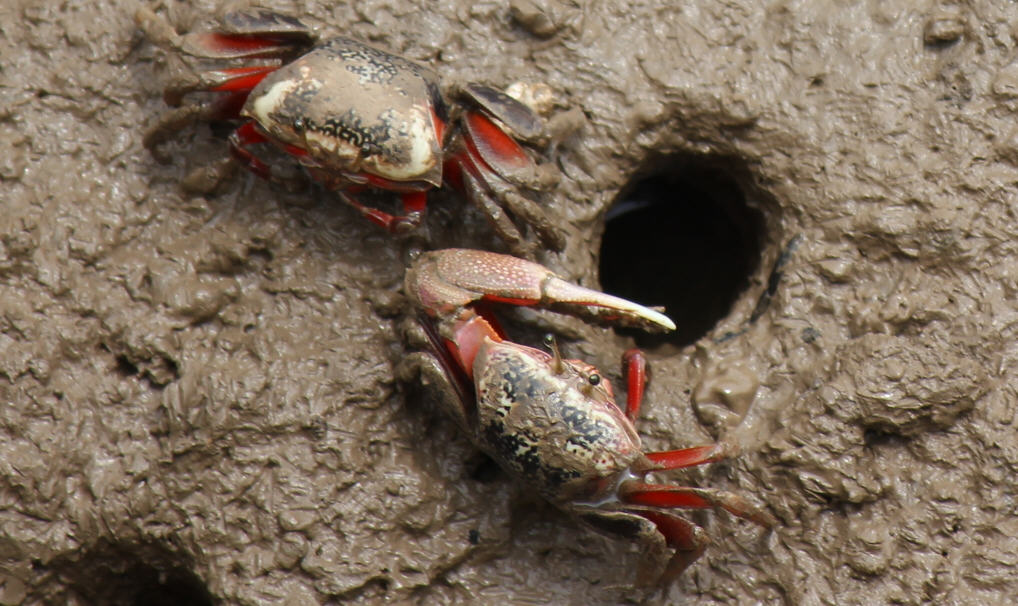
[542,275,676,332]
[406,249,676,333]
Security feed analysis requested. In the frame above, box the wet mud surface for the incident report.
[3,0,1018,604]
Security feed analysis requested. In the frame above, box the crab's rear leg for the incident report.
[335,190,427,234]
[636,510,710,582]
[620,482,777,528]
[577,506,708,584]
[143,64,277,157]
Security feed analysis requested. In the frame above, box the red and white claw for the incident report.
[405,248,675,333]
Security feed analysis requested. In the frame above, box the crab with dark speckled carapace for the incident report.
[136,7,563,256]
[402,249,775,583]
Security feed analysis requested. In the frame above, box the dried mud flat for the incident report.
[3,1,1018,604]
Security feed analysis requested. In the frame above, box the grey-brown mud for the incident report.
[3,1,1018,604]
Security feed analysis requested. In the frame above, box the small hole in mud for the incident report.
[468,454,501,484]
[864,427,904,447]
[49,542,212,606]
[600,155,767,347]
[116,354,139,376]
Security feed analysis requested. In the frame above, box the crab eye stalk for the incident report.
[544,333,564,375]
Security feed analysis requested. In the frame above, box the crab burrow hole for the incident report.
[599,155,769,348]
[46,541,214,606]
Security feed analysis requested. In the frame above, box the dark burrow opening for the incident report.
[599,155,768,348]
[45,541,214,606]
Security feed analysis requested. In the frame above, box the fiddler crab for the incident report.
[402,249,775,583]
[136,7,564,256]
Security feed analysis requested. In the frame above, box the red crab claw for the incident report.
[406,249,675,333]
[136,7,315,154]
[135,7,317,61]
[446,85,566,255]
[406,249,674,378]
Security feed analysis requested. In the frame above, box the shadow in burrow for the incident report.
[599,153,783,350]
[35,540,213,606]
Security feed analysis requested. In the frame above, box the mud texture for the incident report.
[3,0,1018,604]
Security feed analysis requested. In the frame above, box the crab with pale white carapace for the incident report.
[137,7,564,256]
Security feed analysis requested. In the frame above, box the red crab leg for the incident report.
[636,510,709,580]
[142,91,250,152]
[620,482,776,527]
[229,122,273,180]
[181,32,310,60]
[336,191,427,234]
[643,444,730,471]
[448,152,531,255]
[622,349,647,421]
[206,66,278,93]
[163,66,278,107]
[229,121,315,184]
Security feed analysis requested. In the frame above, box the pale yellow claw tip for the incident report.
[603,293,676,331]
[543,275,676,331]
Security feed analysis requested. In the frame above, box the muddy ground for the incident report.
[3,0,1018,604]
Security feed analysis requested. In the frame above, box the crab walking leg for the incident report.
[454,162,532,257]
[622,349,647,422]
[144,67,277,155]
[449,113,566,253]
[181,32,308,59]
[643,443,732,470]
[141,100,229,157]
[336,191,427,234]
[461,111,535,182]
[620,351,736,471]
[162,65,279,106]
[636,510,710,581]
[228,122,274,180]
[620,482,777,527]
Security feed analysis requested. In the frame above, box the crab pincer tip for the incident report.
[641,306,676,332]
[589,289,676,332]
[543,275,676,332]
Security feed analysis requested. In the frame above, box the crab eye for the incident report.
[293,118,306,131]
[587,373,601,386]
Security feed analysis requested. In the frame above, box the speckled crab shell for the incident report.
[472,338,644,504]
[242,37,447,186]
